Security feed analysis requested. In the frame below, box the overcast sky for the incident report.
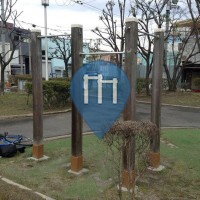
[14,0,120,39]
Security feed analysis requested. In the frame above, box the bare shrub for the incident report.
[103,120,157,199]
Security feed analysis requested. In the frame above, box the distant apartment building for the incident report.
[0,22,90,80]
[41,38,90,78]
[0,22,31,81]
[171,19,200,90]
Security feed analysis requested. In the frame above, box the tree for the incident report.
[87,38,101,61]
[163,0,200,91]
[133,0,200,91]
[92,0,168,95]
[92,0,127,67]
[187,0,200,52]
[0,0,22,94]
[93,0,200,92]
[132,0,167,95]
[49,36,71,78]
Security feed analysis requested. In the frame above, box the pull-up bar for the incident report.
[80,51,124,55]
[38,34,70,38]
[138,30,160,38]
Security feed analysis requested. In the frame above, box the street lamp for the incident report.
[165,0,179,38]
[42,0,49,81]
[165,0,179,75]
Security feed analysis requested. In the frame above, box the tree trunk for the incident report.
[1,68,5,94]
[168,79,177,91]
[64,61,68,78]
[145,65,151,96]
[145,76,150,96]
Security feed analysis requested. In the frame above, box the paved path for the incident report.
[0,103,199,138]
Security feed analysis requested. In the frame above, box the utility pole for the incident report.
[19,33,23,74]
[164,0,171,72]
[42,0,49,81]
[164,0,179,74]
[1,0,5,92]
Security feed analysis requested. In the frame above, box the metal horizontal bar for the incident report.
[80,51,124,55]
[38,34,70,38]
[138,30,159,38]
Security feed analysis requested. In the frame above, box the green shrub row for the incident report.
[137,78,147,94]
[25,80,70,108]
[8,75,70,86]
[8,74,32,86]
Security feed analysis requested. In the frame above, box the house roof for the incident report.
[183,62,200,69]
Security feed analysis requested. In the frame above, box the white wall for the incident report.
[42,60,52,79]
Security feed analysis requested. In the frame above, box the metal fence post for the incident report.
[149,28,164,168]
[31,30,44,159]
[122,17,138,190]
[71,24,83,172]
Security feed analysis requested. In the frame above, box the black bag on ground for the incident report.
[0,144,17,157]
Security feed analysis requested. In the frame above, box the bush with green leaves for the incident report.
[194,78,200,87]
[8,74,32,86]
[136,78,146,94]
[25,80,70,108]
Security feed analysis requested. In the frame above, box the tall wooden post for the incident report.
[71,24,83,172]
[122,17,138,190]
[149,29,164,168]
[31,30,44,159]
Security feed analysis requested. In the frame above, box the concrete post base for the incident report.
[148,152,160,168]
[71,155,83,172]
[32,144,44,159]
[121,169,135,190]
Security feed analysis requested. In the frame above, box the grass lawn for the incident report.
[0,91,200,117]
[0,93,70,117]
[0,129,199,199]
[0,93,33,116]
[137,91,200,107]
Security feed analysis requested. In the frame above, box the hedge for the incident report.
[25,80,70,108]
[194,78,200,87]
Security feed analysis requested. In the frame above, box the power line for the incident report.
[58,0,121,17]
[55,0,76,6]
[19,20,69,34]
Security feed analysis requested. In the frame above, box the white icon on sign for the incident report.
[83,74,118,104]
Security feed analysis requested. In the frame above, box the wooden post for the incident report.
[122,17,138,190]
[71,24,83,172]
[31,30,44,159]
[149,29,164,168]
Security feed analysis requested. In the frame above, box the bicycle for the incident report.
[0,132,33,157]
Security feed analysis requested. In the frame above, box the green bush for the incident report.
[25,80,70,108]
[136,78,146,94]
[8,74,32,86]
[49,77,71,82]
[194,78,200,87]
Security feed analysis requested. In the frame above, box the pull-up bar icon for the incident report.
[83,74,118,104]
